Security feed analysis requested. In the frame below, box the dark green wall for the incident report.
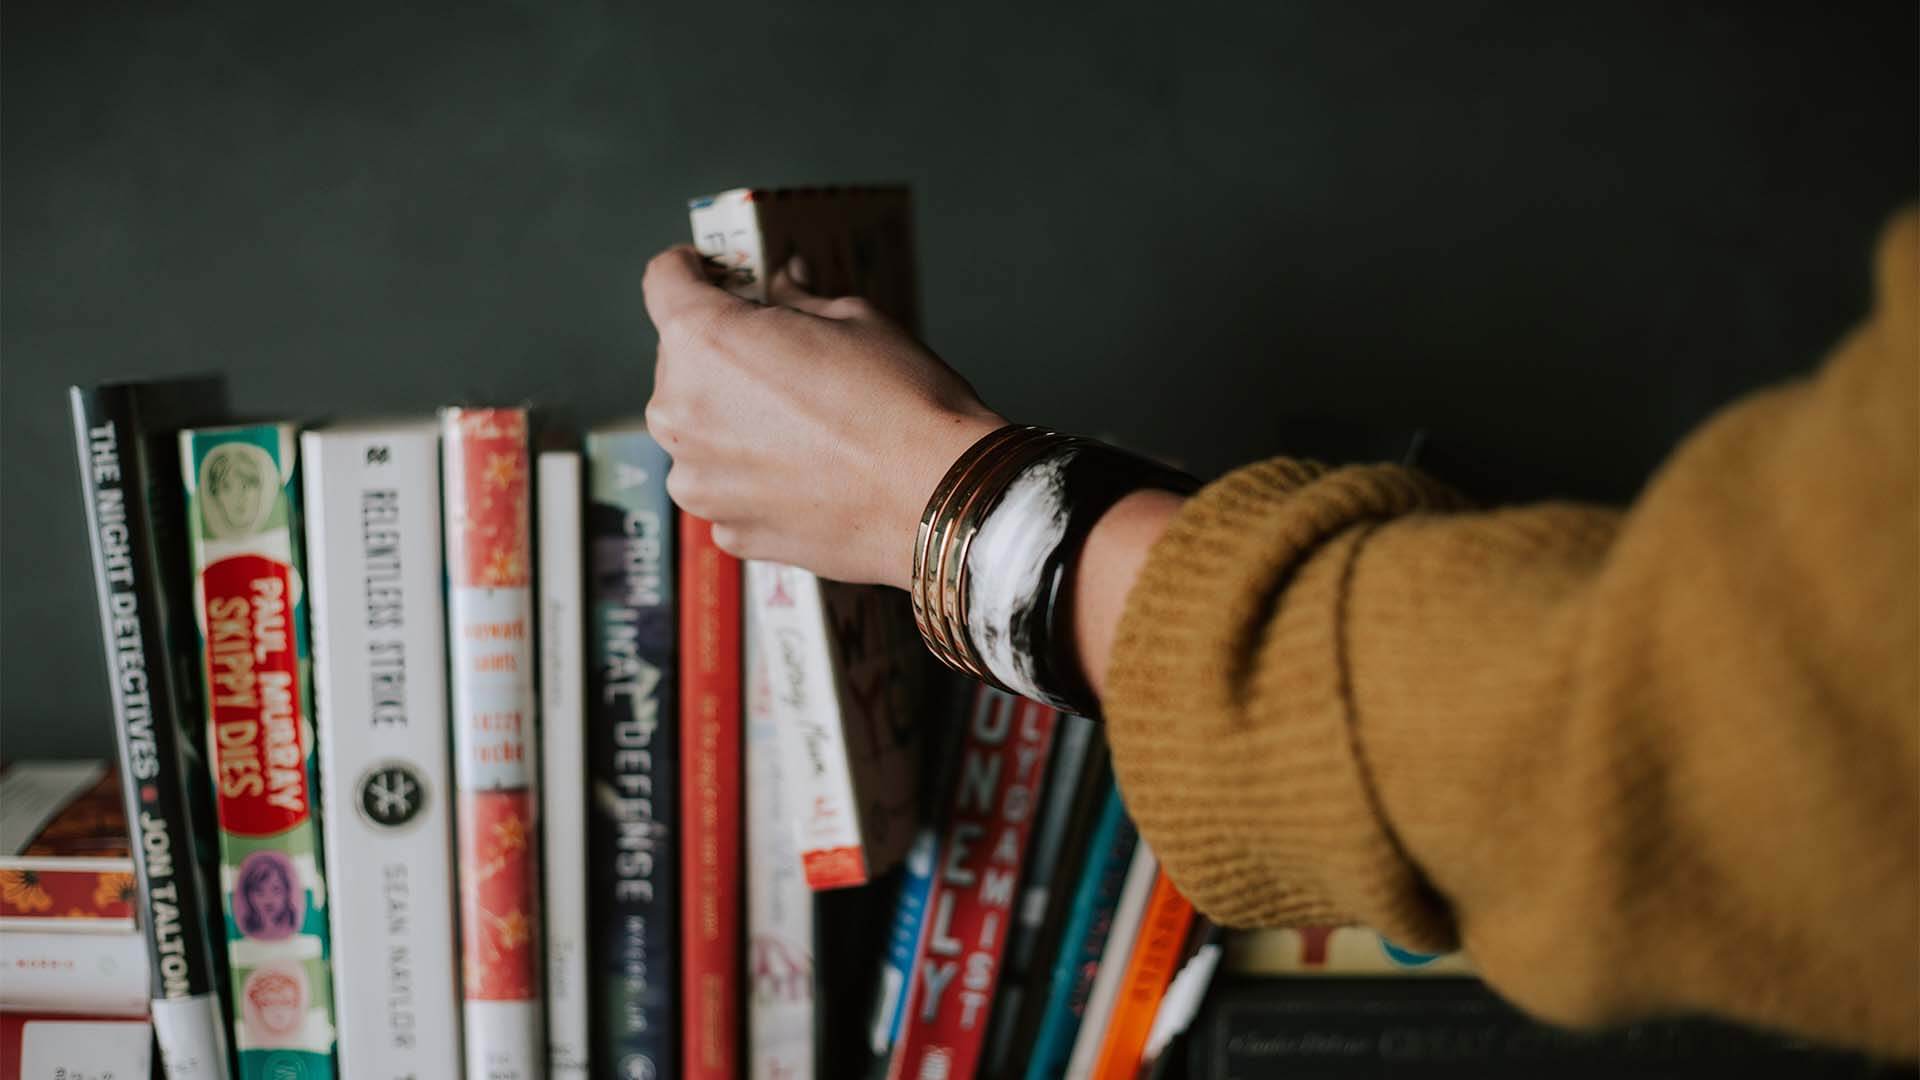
[5,2,1915,759]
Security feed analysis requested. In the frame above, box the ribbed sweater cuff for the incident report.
[1104,458,1461,951]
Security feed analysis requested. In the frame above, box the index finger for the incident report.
[643,244,747,331]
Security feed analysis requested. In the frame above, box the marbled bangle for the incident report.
[911,426,1196,715]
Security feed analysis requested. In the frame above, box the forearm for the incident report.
[1068,489,1188,697]
[1100,213,1918,1056]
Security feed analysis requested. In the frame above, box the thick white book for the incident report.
[691,187,925,890]
[1063,842,1159,1080]
[536,449,590,1080]
[744,599,815,1078]
[302,422,463,1079]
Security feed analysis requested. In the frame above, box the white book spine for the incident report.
[303,425,463,1079]
[0,929,149,1016]
[746,561,875,888]
[1063,843,1159,1080]
[745,600,815,1079]
[536,451,590,1080]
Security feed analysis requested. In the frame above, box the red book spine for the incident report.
[1090,870,1196,1079]
[443,407,543,1076]
[888,688,1059,1080]
[680,516,742,1080]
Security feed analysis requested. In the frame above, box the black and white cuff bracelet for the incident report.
[910,424,1198,716]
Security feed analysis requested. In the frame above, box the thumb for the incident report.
[766,254,839,316]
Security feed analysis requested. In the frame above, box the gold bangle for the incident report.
[924,427,1054,676]
[936,431,1074,678]
[911,424,1031,660]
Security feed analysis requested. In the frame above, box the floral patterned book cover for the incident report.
[179,421,338,1079]
[0,761,136,930]
[442,406,544,1079]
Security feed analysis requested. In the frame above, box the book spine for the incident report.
[981,715,1098,1075]
[745,562,873,889]
[1063,843,1158,1079]
[868,826,937,1056]
[0,928,149,1016]
[0,1012,153,1080]
[1023,783,1136,1080]
[68,386,231,1079]
[180,422,338,1078]
[583,431,679,1079]
[304,426,461,1078]
[536,450,589,1080]
[441,407,543,1080]
[745,600,814,1079]
[887,688,1058,1080]
[1089,870,1196,1079]
[680,516,742,1080]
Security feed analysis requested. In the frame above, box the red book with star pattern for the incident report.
[442,407,544,1078]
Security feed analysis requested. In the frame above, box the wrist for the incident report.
[889,408,1006,590]
[908,427,1197,714]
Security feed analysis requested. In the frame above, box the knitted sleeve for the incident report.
[1103,210,1917,1057]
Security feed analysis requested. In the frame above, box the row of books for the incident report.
[40,185,1902,1080]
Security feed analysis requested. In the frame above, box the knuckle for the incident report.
[827,296,874,320]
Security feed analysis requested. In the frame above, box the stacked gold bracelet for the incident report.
[910,424,1197,714]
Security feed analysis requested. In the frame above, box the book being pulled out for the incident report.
[689,187,926,890]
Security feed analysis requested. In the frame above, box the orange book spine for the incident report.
[1090,870,1195,1080]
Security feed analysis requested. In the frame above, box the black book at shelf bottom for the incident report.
[1180,976,1915,1080]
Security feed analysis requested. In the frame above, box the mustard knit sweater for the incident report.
[1104,210,1918,1058]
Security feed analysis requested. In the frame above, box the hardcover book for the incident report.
[0,762,135,932]
[441,407,544,1079]
[302,421,462,1078]
[180,421,338,1078]
[680,515,741,1080]
[584,425,679,1080]
[537,448,590,1080]
[691,187,924,890]
[69,379,232,1079]
[885,687,1059,1080]
[745,601,814,1079]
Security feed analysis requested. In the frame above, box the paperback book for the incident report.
[538,448,590,1080]
[180,421,338,1077]
[584,425,679,1080]
[744,601,814,1079]
[69,379,232,1079]
[680,515,741,1080]
[303,421,462,1078]
[886,687,1059,1080]
[692,186,924,891]
[442,407,544,1079]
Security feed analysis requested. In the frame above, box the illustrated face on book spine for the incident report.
[235,851,300,940]
[201,442,277,537]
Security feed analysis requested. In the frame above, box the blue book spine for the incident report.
[870,824,940,1054]
[1023,785,1137,1080]
[584,428,678,1080]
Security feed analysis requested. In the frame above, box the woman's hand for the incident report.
[641,245,1005,589]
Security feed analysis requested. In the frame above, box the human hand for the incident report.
[641,245,1006,589]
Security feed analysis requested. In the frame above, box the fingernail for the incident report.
[786,254,811,288]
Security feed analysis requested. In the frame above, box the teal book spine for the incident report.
[1023,783,1135,1080]
[179,422,337,1079]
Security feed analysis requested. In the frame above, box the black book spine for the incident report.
[69,384,232,1080]
[584,429,679,1079]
